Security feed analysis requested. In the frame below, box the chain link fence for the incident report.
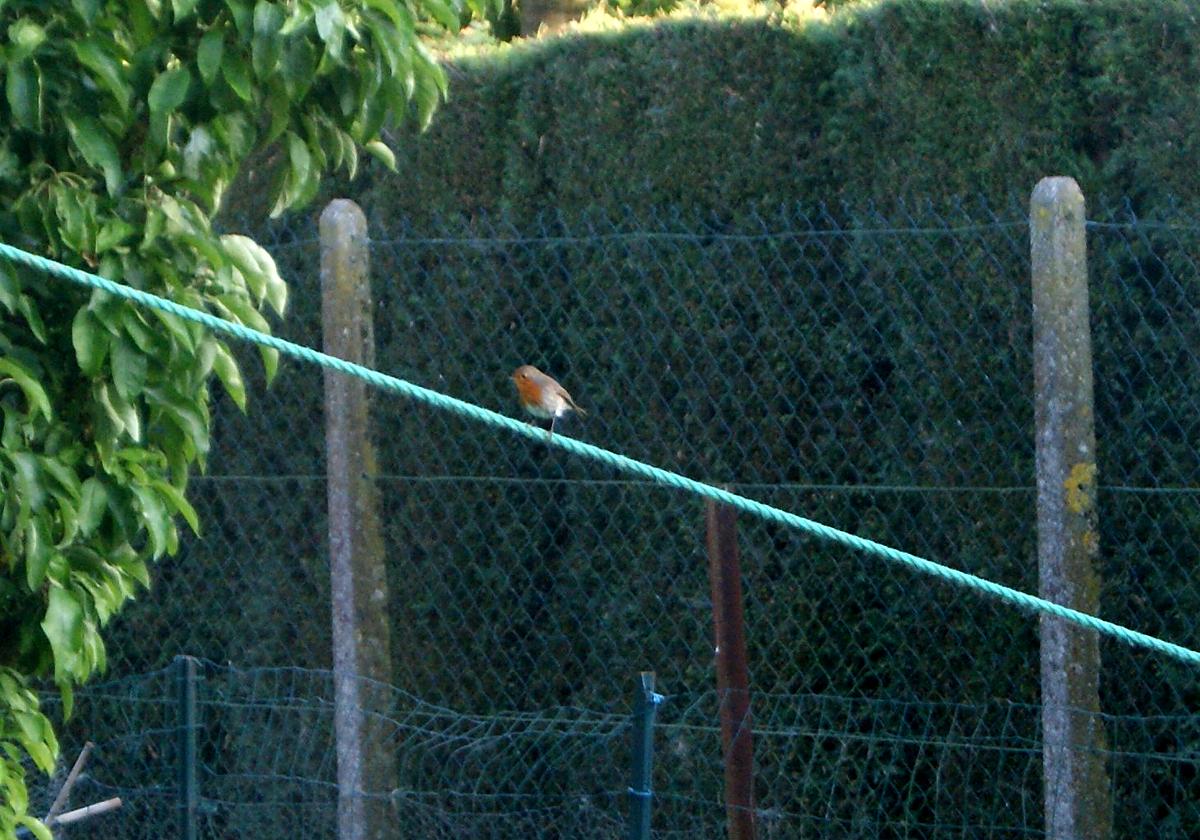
[31,196,1200,837]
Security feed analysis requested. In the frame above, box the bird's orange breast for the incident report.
[515,375,548,408]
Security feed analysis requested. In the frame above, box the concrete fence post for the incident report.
[321,199,397,840]
[1029,176,1111,840]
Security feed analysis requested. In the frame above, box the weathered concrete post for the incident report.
[1029,177,1111,840]
[321,199,396,840]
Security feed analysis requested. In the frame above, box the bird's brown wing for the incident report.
[557,386,586,415]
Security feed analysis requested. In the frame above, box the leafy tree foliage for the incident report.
[0,1,487,834]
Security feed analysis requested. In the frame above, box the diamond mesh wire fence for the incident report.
[28,197,1200,837]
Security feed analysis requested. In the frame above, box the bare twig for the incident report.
[50,797,123,827]
[44,741,94,821]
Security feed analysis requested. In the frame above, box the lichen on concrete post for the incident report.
[321,198,397,840]
[1029,177,1111,840]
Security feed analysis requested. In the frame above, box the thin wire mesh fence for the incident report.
[32,663,1200,838]
[31,198,1200,836]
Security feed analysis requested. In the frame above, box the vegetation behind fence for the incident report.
[31,196,1200,837]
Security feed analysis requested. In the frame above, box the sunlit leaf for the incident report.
[8,19,47,62]
[41,586,84,684]
[364,139,397,172]
[211,341,246,411]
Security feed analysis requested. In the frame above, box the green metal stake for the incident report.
[176,656,199,840]
[626,671,664,840]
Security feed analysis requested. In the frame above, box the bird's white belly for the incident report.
[525,396,566,419]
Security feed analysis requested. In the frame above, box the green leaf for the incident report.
[0,358,51,421]
[121,308,161,354]
[363,0,408,29]
[8,19,47,62]
[364,139,397,172]
[262,81,290,145]
[0,262,18,312]
[24,519,50,590]
[260,346,279,384]
[270,133,312,216]
[131,485,170,557]
[221,234,286,313]
[41,586,84,684]
[152,480,200,535]
[421,0,460,30]
[286,131,311,191]
[72,0,102,23]
[53,186,96,253]
[6,60,42,131]
[226,0,253,34]
[95,382,140,441]
[17,295,46,343]
[252,0,285,77]
[211,340,246,411]
[172,0,200,19]
[216,292,270,332]
[222,52,252,102]
[72,40,133,113]
[8,452,45,519]
[280,37,317,98]
[156,392,209,458]
[78,478,109,538]
[59,679,74,720]
[111,336,148,401]
[96,218,137,253]
[151,308,197,354]
[148,66,191,146]
[197,30,225,85]
[72,308,109,377]
[11,708,55,773]
[150,67,193,109]
[341,129,359,179]
[315,1,346,60]
[64,114,123,196]
[413,63,444,132]
[39,456,81,501]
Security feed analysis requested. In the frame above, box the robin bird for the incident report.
[511,365,586,439]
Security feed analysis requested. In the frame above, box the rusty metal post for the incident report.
[321,198,396,840]
[1030,177,1111,840]
[705,500,755,840]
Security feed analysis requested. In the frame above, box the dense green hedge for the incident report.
[321,0,1200,225]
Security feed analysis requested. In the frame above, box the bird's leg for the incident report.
[547,415,556,441]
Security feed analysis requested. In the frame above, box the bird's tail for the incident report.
[561,391,586,415]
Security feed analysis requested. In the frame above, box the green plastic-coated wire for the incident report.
[3,240,1198,667]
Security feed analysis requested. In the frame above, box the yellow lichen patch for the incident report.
[1080,529,1099,556]
[1064,462,1097,514]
